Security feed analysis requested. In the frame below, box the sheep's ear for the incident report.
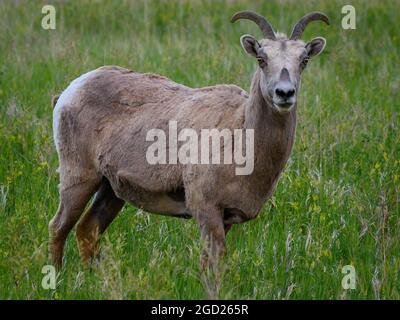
[305,37,326,58]
[240,34,261,57]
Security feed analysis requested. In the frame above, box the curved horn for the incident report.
[290,12,329,40]
[231,11,276,40]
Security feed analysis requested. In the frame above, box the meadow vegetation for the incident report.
[0,0,399,299]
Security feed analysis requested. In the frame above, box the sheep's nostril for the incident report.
[286,89,295,98]
[275,87,295,99]
[275,88,285,98]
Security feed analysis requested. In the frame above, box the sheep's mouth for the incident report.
[273,102,294,113]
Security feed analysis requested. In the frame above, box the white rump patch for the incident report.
[53,69,98,153]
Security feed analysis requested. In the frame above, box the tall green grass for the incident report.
[0,0,399,299]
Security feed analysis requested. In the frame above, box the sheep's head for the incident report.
[232,11,329,113]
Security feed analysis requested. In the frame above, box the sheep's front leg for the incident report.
[194,205,226,271]
[192,204,226,299]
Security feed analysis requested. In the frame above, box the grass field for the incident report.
[0,0,399,299]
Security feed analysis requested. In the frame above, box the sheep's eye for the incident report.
[301,57,309,69]
[257,57,267,67]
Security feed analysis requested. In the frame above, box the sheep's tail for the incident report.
[51,95,60,109]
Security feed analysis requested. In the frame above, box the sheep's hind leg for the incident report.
[224,223,232,235]
[49,178,100,269]
[76,178,125,265]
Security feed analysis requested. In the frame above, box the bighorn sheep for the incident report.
[49,11,329,269]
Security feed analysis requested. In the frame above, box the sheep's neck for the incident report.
[243,69,297,196]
